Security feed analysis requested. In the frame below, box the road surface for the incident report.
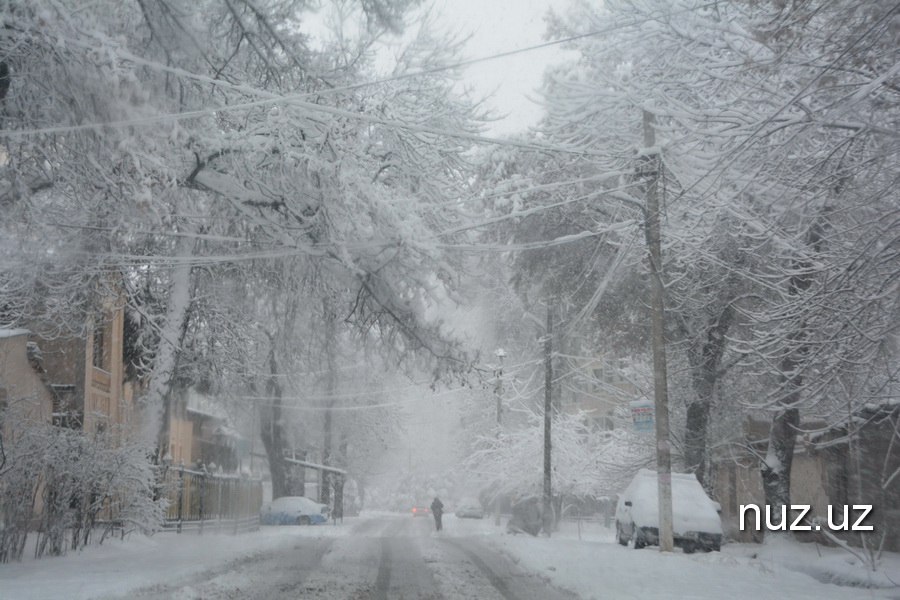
[122,515,578,600]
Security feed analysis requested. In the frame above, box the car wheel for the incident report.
[632,527,646,549]
[708,542,720,552]
[682,542,696,554]
[298,516,311,526]
[616,524,628,546]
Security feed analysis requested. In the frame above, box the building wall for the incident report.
[791,452,830,518]
[33,334,86,424]
[0,330,54,526]
[83,289,129,434]
[167,394,194,465]
[857,422,900,552]
[560,355,639,431]
[719,410,900,552]
[824,411,900,552]
[0,330,53,441]
[713,451,829,542]
[713,458,764,542]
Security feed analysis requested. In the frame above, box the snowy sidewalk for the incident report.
[480,520,900,600]
[0,524,350,600]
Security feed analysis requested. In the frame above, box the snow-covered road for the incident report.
[107,515,574,600]
[4,514,898,599]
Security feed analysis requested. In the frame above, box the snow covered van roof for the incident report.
[0,327,30,339]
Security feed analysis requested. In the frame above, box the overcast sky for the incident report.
[430,0,575,135]
[303,1,576,135]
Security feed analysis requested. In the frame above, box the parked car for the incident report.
[615,469,723,552]
[411,505,430,517]
[260,496,329,525]
[455,499,484,519]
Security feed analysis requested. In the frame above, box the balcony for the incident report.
[91,366,111,393]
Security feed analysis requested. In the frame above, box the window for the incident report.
[0,387,7,431]
[92,325,105,369]
[51,384,79,428]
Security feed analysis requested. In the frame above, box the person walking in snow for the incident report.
[430,497,444,531]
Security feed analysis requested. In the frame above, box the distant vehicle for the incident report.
[455,499,484,519]
[260,496,329,525]
[615,469,723,553]
[411,505,430,517]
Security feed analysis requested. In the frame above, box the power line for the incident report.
[0,97,602,156]
[47,1,719,106]
[0,2,720,157]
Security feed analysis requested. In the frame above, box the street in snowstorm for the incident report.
[1,1,899,599]
[116,516,576,600]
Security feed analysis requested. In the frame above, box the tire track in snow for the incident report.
[440,537,578,600]
[374,537,392,600]
[441,538,516,600]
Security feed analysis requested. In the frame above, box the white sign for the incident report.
[630,400,654,433]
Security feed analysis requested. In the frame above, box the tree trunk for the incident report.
[684,401,711,480]
[761,334,806,514]
[334,435,348,520]
[260,333,288,499]
[150,235,195,461]
[542,303,553,537]
[684,304,734,486]
[760,216,826,517]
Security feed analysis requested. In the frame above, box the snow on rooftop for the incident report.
[0,327,30,339]
[185,388,230,422]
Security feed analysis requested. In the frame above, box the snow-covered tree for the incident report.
[536,0,900,514]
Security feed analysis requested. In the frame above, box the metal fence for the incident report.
[161,465,262,534]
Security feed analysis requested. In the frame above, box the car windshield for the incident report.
[3,2,897,599]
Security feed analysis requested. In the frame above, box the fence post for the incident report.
[233,477,240,535]
[199,466,206,534]
[217,478,224,533]
[176,462,184,534]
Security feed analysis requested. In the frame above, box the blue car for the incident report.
[260,496,330,525]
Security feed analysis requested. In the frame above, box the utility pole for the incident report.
[494,347,506,526]
[321,300,336,507]
[642,109,674,552]
[542,303,553,537]
[495,348,505,428]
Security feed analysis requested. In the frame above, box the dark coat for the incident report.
[430,498,444,515]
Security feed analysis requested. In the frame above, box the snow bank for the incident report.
[0,525,351,600]
[485,520,899,600]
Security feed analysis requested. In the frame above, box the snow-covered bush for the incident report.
[463,407,653,506]
[0,420,164,562]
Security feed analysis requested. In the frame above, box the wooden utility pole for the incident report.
[542,304,553,536]
[321,301,337,507]
[642,109,674,552]
[494,348,505,526]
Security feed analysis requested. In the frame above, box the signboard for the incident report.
[630,400,654,433]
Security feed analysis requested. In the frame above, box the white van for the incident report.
[615,469,723,552]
